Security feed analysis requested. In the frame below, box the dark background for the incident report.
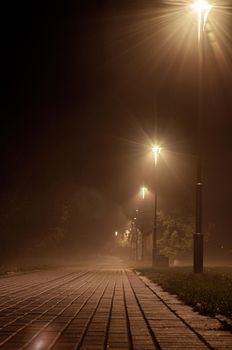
[1,0,232,263]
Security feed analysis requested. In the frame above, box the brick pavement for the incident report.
[0,260,231,349]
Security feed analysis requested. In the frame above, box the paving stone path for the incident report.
[0,260,231,349]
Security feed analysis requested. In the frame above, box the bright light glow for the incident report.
[115,231,118,237]
[141,187,148,200]
[191,1,212,39]
[151,146,161,165]
[192,0,212,12]
[106,0,229,93]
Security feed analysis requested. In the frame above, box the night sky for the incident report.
[1,0,232,262]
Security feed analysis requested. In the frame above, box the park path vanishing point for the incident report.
[0,257,231,350]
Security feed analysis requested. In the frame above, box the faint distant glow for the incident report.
[141,186,148,200]
[115,231,118,237]
[136,209,139,212]
[134,217,137,220]
[151,146,161,165]
[191,1,212,40]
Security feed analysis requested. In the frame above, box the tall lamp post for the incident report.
[134,212,139,262]
[191,0,212,273]
[151,145,161,267]
[131,217,138,262]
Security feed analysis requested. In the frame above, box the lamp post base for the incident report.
[193,233,203,273]
[152,250,169,268]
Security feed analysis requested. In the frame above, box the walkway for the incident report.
[0,258,231,349]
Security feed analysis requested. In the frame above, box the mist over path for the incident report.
[0,257,231,349]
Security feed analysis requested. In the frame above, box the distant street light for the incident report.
[191,0,212,273]
[114,231,118,237]
[130,218,139,262]
[141,186,148,200]
[151,145,161,267]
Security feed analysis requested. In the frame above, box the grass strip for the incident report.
[136,267,232,319]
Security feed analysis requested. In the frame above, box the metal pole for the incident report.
[194,18,204,273]
[135,227,138,262]
[141,204,145,261]
[141,233,144,261]
[130,221,133,260]
[131,221,138,262]
[152,164,157,267]
[194,155,203,272]
[140,193,145,261]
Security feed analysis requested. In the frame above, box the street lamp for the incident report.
[130,218,139,262]
[191,0,212,273]
[151,145,161,267]
[141,186,148,200]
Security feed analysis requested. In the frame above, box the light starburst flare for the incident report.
[151,146,162,165]
[191,0,212,39]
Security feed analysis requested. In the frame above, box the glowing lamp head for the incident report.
[191,0,212,36]
[141,186,148,200]
[115,231,118,237]
[151,145,161,164]
[192,0,212,13]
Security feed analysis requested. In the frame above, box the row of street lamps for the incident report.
[114,141,201,271]
[115,1,214,273]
